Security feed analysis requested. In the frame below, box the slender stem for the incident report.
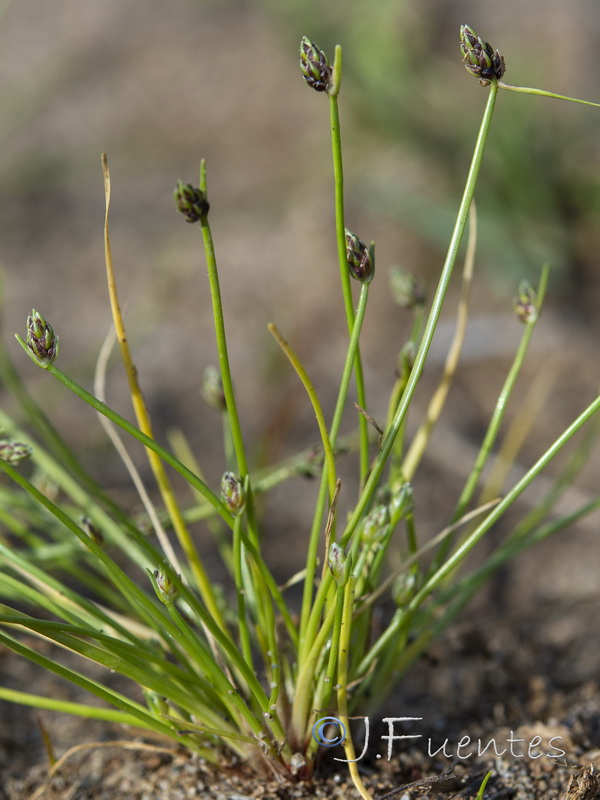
[329,282,371,446]
[268,323,337,499]
[304,586,345,761]
[232,513,253,672]
[510,409,600,541]
[199,161,248,477]
[430,264,550,573]
[329,48,370,485]
[357,387,600,675]
[94,328,184,575]
[476,772,494,799]
[298,282,370,655]
[0,631,204,748]
[0,341,115,512]
[160,596,275,753]
[298,473,330,656]
[389,496,600,684]
[498,81,600,109]
[336,577,374,800]
[401,203,478,480]
[385,307,425,434]
[198,162,261,551]
[17,356,233,525]
[101,155,224,625]
[0,687,157,728]
[237,527,298,647]
[290,595,338,747]
[452,264,550,523]
[450,498,600,619]
[0,462,270,730]
[340,82,500,550]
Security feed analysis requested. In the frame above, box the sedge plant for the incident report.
[0,27,599,799]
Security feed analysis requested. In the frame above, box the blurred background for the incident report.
[0,0,599,646]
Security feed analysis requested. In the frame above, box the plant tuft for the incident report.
[1,26,599,800]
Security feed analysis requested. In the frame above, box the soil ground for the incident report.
[2,591,599,798]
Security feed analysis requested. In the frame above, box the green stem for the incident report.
[0,687,156,727]
[458,264,549,520]
[498,82,600,109]
[290,594,338,747]
[0,343,115,512]
[159,595,277,755]
[340,82,500,550]
[387,496,600,684]
[357,387,600,675]
[0,631,204,748]
[336,577,374,800]
[305,585,345,760]
[329,48,370,485]
[198,160,249,478]
[432,264,550,570]
[238,526,298,649]
[329,281,371,446]
[198,162,261,552]
[400,204,477,480]
[298,281,370,656]
[14,349,233,527]
[268,322,337,499]
[233,513,253,672]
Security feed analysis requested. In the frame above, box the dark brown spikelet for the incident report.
[174,181,209,223]
[27,309,59,365]
[299,36,332,92]
[345,229,373,283]
[460,24,505,83]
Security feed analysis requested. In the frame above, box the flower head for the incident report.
[299,37,332,92]
[0,439,33,464]
[345,229,373,283]
[460,25,505,83]
[513,281,538,324]
[328,542,352,587]
[174,181,209,223]
[390,267,426,309]
[392,571,419,607]
[361,504,390,543]
[26,309,59,366]
[153,569,179,603]
[220,471,245,515]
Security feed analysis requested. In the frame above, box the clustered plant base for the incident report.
[1,27,599,800]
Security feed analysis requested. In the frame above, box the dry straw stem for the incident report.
[401,203,478,480]
[93,326,183,574]
[26,741,181,800]
[101,154,224,629]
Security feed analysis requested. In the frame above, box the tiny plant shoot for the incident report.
[1,26,599,800]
